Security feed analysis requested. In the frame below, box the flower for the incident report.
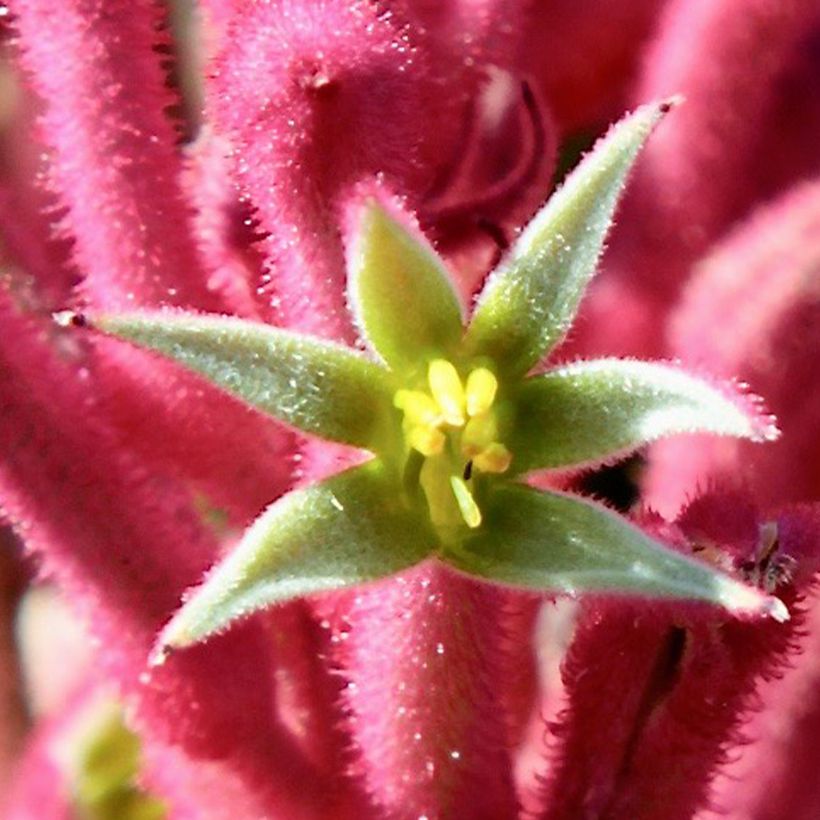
[74,101,785,664]
[2,2,819,818]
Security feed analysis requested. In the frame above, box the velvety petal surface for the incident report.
[332,563,520,819]
[0,297,321,816]
[646,178,820,514]
[90,340,295,528]
[508,359,778,475]
[93,311,396,451]
[452,485,785,618]
[465,100,673,376]
[571,0,820,358]
[13,0,218,310]
[346,198,463,374]
[158,462,434,654]
[206,0,445,339]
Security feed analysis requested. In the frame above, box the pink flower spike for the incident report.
[569,0,820,358]
[207,0,456,338]
[695,504,820,820]
[90,337,296,528]
[636,0,820,241]
[647,178,820,514]
[333,563,520,819]
[533,497,817,820]
[12,0,220,311]
[0,295,323,815]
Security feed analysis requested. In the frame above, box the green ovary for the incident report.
[394,359,511,533]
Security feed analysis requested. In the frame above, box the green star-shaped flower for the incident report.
[83,101,786,660]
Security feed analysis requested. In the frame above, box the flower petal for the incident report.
[91,311,396,451]
[464,99,674,376]
[346,198,463,374]
[508,359,778,475]
[449,484,786,619]
[157,461,434,654]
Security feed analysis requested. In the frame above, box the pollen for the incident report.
[394,389,442,428]
[473,442,512,474]
[465,367,497,416]
[407,424,446,457]
[428,359,466,426]
[394,359,511,532]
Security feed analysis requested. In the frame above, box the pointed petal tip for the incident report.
[659,94,685,113]
[148,644,170,668]
[717,576,789,623]
[52,309,88,329]
[150,619,192,666]
[630,95,682,131]
[767,597,790,623]
[735,385,780,443]
[760,416,781,443]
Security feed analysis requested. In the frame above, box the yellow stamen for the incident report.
[450,476,482,529]
[393,357,511,533]
[428,360,465,426]
[408,425,446,457]
[473,442,512,474]
[462,412,498,456]
[465,368,498,417]
[394,389,442,427]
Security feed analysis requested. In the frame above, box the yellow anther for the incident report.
[473,442,512,474]
[394,389,442,427]
[394,359,509,533]
[450,476,482,529]
[465,368,498,417]
[462,412,498,456]
[428,359,466,427]
[407,425,446,457]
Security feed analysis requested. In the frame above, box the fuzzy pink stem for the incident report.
[90,338,296,527]
[647,178,820,514]
[207,0,432,337]
[534,500,819,820]
[0,295,325,816]
[0,531,28,808]
[702,505,820,820]
[569,0,820,358]
[635,0,820,240]
[332,563,520,819]
[12,0,219,310]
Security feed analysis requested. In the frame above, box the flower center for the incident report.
[394,359,511,533]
